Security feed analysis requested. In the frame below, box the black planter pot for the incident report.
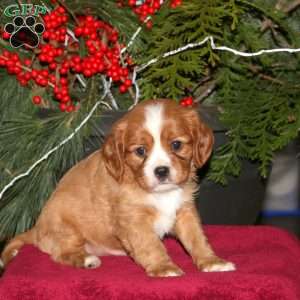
[196,106,265,225]
[196,140,265,225]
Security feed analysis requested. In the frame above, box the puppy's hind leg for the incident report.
[43,226,101,269]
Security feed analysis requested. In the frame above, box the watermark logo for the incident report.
[3,4,47,49]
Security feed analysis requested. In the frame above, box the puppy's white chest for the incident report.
[147,188,183,238]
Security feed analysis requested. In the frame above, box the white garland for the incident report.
[129,67,140,110]
[137,36,300,72]
[1,31,300,200]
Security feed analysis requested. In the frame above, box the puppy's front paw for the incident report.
[147,263,184,277]
[198,257,236,272]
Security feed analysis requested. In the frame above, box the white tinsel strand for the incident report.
[121,16,151,55]
[76,74,87,88]
[137,36,300,72]
[105,77,119,110]
[129,67,140,110]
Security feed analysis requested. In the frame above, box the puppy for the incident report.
[1,99,235,277]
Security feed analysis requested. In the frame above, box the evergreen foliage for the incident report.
[0,0,299,239]
[139,0,300,184]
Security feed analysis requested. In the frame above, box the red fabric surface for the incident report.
[0,225,299,300]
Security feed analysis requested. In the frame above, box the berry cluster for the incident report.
[73,16,133,92]
[42,6,68,42]
[0,6,134,112]
[117,0,182,26]
[180,96,194,107]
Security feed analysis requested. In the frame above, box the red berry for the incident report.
[13,66,22,74]
[0,58,6,66]
[49,32,57,40]
[39,54,48,62]
[74,65,82,72]
[72,55,81,64]
[49,62,57,70]
[185,97,194,106]
[153,1,161,9]
[61,15,68,23]
[180,96,194,107]
[59,102,67,111]
[59,67,68,75]
[146,20,153,29]
[61,95,70,103]
[170,0,182,8]
[121,68,129,76]
[40,69,47,76]
[24,72,31,81]
[39,78,48,86]
[119,84,128,93]
[2,32,10,39]
[57,6,66,14]
[49,75,56,83]
[6,60,14,68]
[74,27,83,37]
[90,32,98,40]
[126,57,133,65]
[33,96,42,105]
[11,54,19,62]
[42,31,50,39]
[124,78,132,87]
[86,16,94,23]
[61,87,69,96]
[31,70,38,78]
[3,50,10,57]
[83,69,92,77]
[55,92,62,100]
[83,27,90,36]
[60,78,68,85]
[66,105,75,113]
[24,59,31,66]
[19,79,27,86]
[128,0,136,7]
[55,48,64,56]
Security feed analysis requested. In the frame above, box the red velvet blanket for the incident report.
[0,226,299,300]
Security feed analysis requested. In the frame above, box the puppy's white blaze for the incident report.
[0,259,4,268]
[144,103,176,189]
[84,255,101,269]
[203,262,236,272]
[147,188,183,238]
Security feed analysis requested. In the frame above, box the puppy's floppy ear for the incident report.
[185,108,214,168]
[102,121,127,182]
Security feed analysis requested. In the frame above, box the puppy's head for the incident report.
[103,99,214,192]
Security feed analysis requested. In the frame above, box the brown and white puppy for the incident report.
[1,99,235,277]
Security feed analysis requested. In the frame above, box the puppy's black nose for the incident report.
[154,166,170,181]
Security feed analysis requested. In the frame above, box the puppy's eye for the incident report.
[135,146,146,157]
[171,140,182,151]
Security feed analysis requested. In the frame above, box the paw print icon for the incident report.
[4,16,45,48]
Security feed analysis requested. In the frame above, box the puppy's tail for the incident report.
[0,229,35,270]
